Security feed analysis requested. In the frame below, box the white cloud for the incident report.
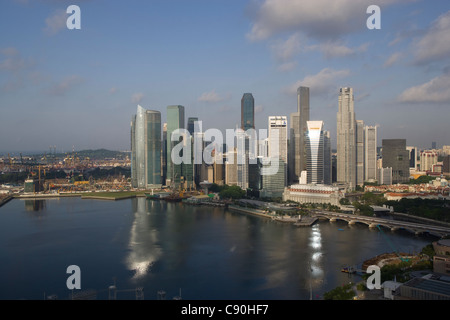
[271,33,302,62]
[277,61,298,72]
[285,68,351,96]
[131,92,145,104]
[0,47,34,73]
[413,10,450,65]
[198,90,228,103]
[247,0,413,41]
[44,9,67,35]
[48,75,84,96]
[308,41,369,59]
[383,52,403,67]
[398,70,450,103]
[255,105,264,114]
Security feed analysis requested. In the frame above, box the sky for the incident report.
[1,0,450,155]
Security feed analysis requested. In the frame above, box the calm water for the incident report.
[0,197,435,300]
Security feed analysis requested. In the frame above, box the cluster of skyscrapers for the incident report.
[131,85,429,199]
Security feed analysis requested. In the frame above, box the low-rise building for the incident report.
[282,184,343,206]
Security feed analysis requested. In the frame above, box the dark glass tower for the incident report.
[241,93,255,131]
[187,117,199,135]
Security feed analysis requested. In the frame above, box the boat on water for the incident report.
[164,194,183,202]
[341,266,356,274]
[145,192,171,200]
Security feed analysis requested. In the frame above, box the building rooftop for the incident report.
[403,277,450,297]
[437,239,450,247]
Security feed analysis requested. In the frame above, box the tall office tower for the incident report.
[406,146,418,170]
[131,105,162,188]
[257,138,268,158]
[382,139,410,184]
[297,86,310,175]
[241,93,255,131]
[182,135,195,190]
[187,117,199,135]
[356,120,365,186]
[337,87,357,189]
[261,158,286,198]
[378,167,393,185]
[236,129,249,190]
[420,150,438,172]
[213,151,224,185]
[289,112,299,184]
[306,121,325,184]
[443,155,450,174]
[268,116,288,186]
[162,123,167,185]
[268,116,288,162]
[364,126,377,182]
[166,105,185,188]
[432,141,437,150]
[248,157,263,195]
[225,148,238,186]
[131,115,137,188]
[323,131,332,185]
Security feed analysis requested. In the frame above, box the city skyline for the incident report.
[1,0,450,153]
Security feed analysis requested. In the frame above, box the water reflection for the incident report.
[308,224,325,297]
[24,200,46,212]
[24,199,46,212]
[125,197,162,281]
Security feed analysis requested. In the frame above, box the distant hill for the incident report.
[31,148,130,160]
[69,149,130,160]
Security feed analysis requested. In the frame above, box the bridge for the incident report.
[311,210,450,238]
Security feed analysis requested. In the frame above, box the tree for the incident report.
[219,185,245,199]
[323,283,356,300]
[340,198,350,205]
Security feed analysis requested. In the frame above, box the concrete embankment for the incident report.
[0,195,14,208]
[227,205,318,227]
[227,205,275,219]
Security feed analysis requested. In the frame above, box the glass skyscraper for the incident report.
[187,117,199,135]
[306,121,324,184]
[166,105,185,188]
[337,87,357,189]
[131,105,161,188]
[241,93,255,131]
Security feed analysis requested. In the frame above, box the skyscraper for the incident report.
[268,116,288,163]
[131,105,162,188]
[306,121,324,184]
[236,129,249,190]
[187,117,199,135]
[166,105,185,188]
[289,112,299,184]
[382,139,410,184]
[420,150,438,172]
[241,93,255,131]
[297,86,310,176]
[356,120,365,186]
[337,87,357,189]
[268,116,288,187]
[406,146,418,170]
[288,86,310,184]
[162,122,167,185]
[323,130,332,185]
[364,126,377,182]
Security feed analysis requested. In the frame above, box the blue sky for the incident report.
[1,0,450,154]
